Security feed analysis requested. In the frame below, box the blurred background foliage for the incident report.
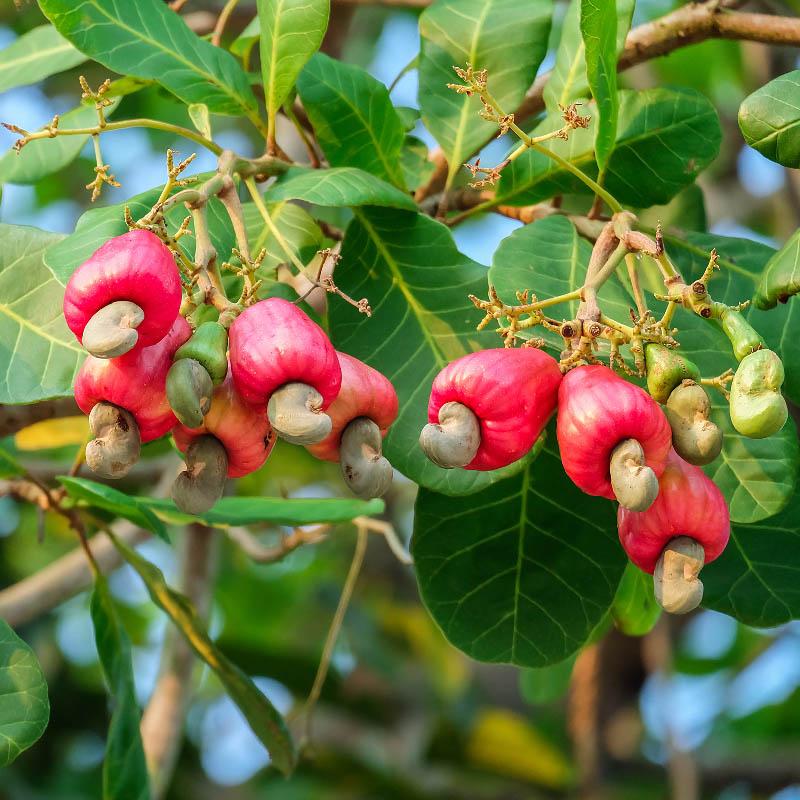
[2,1,800,798]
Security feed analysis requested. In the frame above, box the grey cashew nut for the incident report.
[267,382,332,445]
[654,536,705,615]
[609,438,659,511]
[81,300,145,358]
[166,359,213,428]
[419,401,480,469]
[85,402,141,479]
[339,417,393,499]
[664,380,723,466]
[171,435,228,515]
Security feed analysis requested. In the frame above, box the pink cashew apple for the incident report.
[171,375,276,514]
[229,297,342,445]
[618,448,730,614]
[64,230,182,358]
[306,352,399,498]
[74,316,191,478]
[556,365,672,511]
[420,347,562,471]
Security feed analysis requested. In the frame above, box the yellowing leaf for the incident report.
[466,709,572,788]
[15,416,88,450]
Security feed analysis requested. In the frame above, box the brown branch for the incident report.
[417,1,800,202]
[140,525,217,800]
[225,524,330,564]
[0,397,81,438]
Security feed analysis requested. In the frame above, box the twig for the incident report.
[226,525,330,563]
[211,0,241,47]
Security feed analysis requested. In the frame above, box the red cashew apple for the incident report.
[557,365,672,511]
[306,352,399,498]
[64,230,182,358]
[172,375,276,514]
[618,448,730,614]
[74,316,191,478]
[229,297,342,445]
[420,347,562,471]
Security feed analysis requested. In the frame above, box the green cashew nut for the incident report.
[714,303,764,362]
[173,321,228,385]
[664,381,723,466]
[166,359,214,428]
[645,343,701,404]
[730,349,788,439]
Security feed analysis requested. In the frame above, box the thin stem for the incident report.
[211,0,240,46]
[283,103,320,167]
[626,254,648,318]
[586,242,628,292]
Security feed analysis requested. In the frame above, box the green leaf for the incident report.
[488,216,633,352]
[0,446,24,479]
[140,495,383,527]
[231,16,260,60]
[704,489,800,627]
[739,70,800,168]
[0,619,49,767]
[0,224,84,404]
[0,24,87,93]
[90,575,149,800]
[611,563,661,637]
[297,53,406,188]
[519,654,576,705]
[754,227,800,310]
[38,0,259,122]
[642,231,799,523]
[257,0,330,137]
[264,166,416,210]
[44,180,235,285]
[497,88,721,208]
[580,0,621,171]
[544,0,633,111]
[108,533,296,775]
[0,98,121,185]
[401,136,436,192]
[58,477,169,542]
[412,442,625,667]
[329,207,529,495]
[418,0,553,186]
[188,103,212,140]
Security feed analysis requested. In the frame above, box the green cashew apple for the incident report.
[729,349,788,438]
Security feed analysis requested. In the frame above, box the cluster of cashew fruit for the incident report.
[419,335,784,615]
[65,231,399,514]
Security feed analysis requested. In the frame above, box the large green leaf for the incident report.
[90,575,149,800]
[738,70,800,168]
[0,620,49,767]
[0,98,121,185]
[44,180,235,285]
[0,224,83,404]
[329,207,527,495]
[412,442,625,667]
[497,88,721,208]
[297,53,406,188]
[580,0,622,171]
[754,227,800,310]
[38,0,259,122]
[58,477,169,542]
[704,489,800,627]
[264,166,416,210]
[109,533,296,775]
[488,216,633,352]
[645,231,799,523]
[0,24,86,93]
[543,0,633,111]
[141,495,384,527]
[418,0,553,186]
[257,0,330,137]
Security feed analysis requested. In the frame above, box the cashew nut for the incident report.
[81,300,145,358]
[654,536,705,614]
[339,417,393,499]
[267,382,332,445]
[419,401,481,469]
[609,438,659,511]
[85,402,141,478]
[664,381,723,466]
[166,358,214,428]
[171,435,228,515]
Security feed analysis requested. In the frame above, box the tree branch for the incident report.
[140,525,217,800]
[0,398,81,439]
[417,2,800,202]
